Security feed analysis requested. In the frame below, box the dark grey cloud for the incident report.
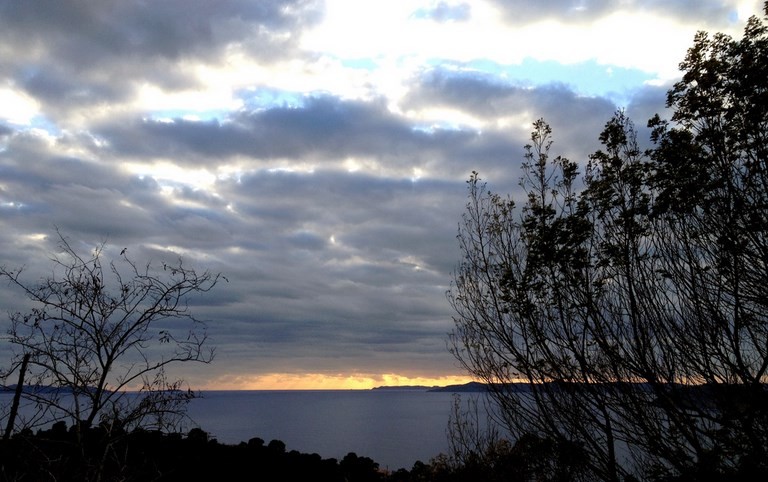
[93,95,492,178]
[403,69,621,181]
[0,0,322,118]
[20,62,184,112]
[1,124,470,379]
[101,96,420,161]
[0,130,235,248]
[213,170,466,294]
[406,68,617,125]
[0,0,319,64]
[488,0,741,27]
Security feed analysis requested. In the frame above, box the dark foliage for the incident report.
[0,423,385,482]
[448,6,768,482]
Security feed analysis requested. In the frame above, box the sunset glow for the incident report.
[200,373,476,391]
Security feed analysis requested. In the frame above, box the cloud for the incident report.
[0,75,669,386]
[412,2,472,23]
[488,0,745,26]
[90,95,483,179]
[1,0,319,65]
[0,0,322,124]
[0,0,763,388]
[402,69,619,173]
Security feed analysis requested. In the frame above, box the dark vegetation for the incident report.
[448,5,768,482]
[0,416,631,482]
[0,412,646,482]
[0,423,383,482]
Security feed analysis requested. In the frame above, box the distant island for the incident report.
[428,381,490,392]
[371,382,569,393]
[371,381,489,392]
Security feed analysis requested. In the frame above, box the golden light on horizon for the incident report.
[199,373,476,391]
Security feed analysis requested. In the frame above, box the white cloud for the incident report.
[299,0,763,102]
[0,86,40,125]
[136,82,243,117]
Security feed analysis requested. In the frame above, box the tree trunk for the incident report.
[3,353,31,440]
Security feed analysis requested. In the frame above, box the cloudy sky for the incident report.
[0,0,763,390]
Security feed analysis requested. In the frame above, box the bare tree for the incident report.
[1,231,220,438]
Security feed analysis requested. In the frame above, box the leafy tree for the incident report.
[448,7,768,481]
[340,452,382,482]
[0,231,221,438]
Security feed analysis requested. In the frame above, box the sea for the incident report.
[186,390,472,471]
[1,389,486,471]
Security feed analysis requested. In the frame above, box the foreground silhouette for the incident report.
[0,422,385,482]
[5,417,759,481]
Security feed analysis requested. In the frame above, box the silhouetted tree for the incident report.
[448,6,768,481]
[268,438,287,454]
[341,452,382,482]
[0,231,220,438]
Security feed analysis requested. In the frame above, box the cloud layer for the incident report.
[0,0,762,388]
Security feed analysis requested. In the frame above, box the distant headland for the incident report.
[371,381,489,392]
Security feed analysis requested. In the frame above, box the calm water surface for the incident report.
[1,389,478,471]
[187,390,465,470]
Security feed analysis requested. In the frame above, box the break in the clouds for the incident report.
[0,0,763,389]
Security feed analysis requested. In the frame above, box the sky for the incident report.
[0,0,764,390]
